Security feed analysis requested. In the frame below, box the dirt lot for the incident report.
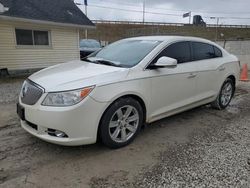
[0,78,249,188]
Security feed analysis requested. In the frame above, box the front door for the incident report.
[146,41,198,121]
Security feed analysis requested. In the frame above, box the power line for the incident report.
[204,16,250,20]
[88,0,250,15]
[145,7,250,15]
[89,4,182,17]
[88,4,250,19]
[75,2,250,21]
[97,0,143,7]
[89,4,142,13]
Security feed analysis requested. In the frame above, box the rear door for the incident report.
[191,42,224,100]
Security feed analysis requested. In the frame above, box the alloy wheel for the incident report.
[109,105,139,143]
[220,82,233,106]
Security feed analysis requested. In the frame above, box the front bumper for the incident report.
[19,95,108,146]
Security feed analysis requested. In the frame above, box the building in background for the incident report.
[0,0,94,76]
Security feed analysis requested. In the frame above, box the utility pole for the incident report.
[216,17,219,41]
[210,17,220,41]
[142,0,145,23]
[84,0,88,39]
[75,1,88,39]
[189,11,191,24]
[183,11,191,24]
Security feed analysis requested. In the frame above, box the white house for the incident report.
[0,0,94,76]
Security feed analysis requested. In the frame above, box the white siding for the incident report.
[0,20,80,70]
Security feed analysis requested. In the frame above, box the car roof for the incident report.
[126,36,214,44]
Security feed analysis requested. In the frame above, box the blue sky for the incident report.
[75,0,250,25]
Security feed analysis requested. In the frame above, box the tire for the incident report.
[211,78,235,110]
[99,97,144,149]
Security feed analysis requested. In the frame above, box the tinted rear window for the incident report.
[192,42,215,61]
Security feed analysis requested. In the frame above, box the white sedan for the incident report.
[17,36,240,148]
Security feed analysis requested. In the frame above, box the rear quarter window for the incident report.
[214,46,223,57]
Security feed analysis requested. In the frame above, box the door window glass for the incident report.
[192,42,216,60]
[152,41,191,64]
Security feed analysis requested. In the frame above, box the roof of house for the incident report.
[0,0,94,28]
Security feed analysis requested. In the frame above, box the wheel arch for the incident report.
[211,74,236,110]
[227,75,236,86]
[97,94,147,141]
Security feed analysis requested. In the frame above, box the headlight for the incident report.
[42,86,94,106]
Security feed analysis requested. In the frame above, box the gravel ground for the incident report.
[0,78,249,188]
[132,108,250,188]
[89,83,250,188]
[0,78,24,104]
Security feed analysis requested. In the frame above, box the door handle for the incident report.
[187,73,197,79]
[219,67,225,71]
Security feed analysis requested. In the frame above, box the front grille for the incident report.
[21,80,44,105]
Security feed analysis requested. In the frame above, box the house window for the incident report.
[15,29,50,46]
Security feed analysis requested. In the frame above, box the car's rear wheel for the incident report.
[211,78,235,110]
[99,97,143,148]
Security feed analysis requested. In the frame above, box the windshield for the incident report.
[88,40,161,68]
[80,39,101,48]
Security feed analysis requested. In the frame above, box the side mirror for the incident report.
[150,56,177,69]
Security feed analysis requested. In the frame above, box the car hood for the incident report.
[29,60,129,92]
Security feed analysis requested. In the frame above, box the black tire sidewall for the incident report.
[99,97,144,148]
[218,78,235,109]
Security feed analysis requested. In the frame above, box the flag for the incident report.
[84,0,88,6]
[183,12,191,18]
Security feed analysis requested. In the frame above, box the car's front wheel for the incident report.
[211,78,235,110]
[99,97,143,148]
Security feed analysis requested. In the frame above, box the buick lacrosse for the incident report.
[17,36,240,148]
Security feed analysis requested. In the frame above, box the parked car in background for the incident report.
[17,36,240,148]
[80,39,101,59]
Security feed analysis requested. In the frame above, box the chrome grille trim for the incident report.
[21,79,44,105]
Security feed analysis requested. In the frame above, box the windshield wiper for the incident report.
[94,60,122,67]
[83,57,100,65]
[83,57,92,62]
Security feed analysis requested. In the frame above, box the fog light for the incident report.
[55,130,66,138]
[47,128,68,138]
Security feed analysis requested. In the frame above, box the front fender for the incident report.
[90,78,151,116]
